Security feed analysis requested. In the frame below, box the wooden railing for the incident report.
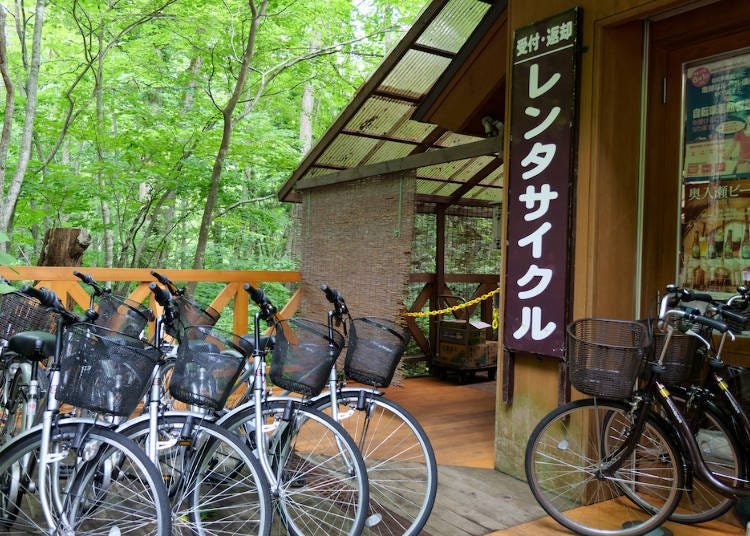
[0,266,302,335]
[405,273,500,361]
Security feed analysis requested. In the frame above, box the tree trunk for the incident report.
[191,0,268,278]
[38,228,91,267]
[0,0,45,250]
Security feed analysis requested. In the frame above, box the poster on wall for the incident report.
[503,8,580,358]
[679,49,750,297]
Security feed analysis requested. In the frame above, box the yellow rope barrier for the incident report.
[401,287,501,328]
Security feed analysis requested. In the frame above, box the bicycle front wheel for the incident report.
[525,398,683,536]
[220,399,370,536]
[0,421,171,535]
[313,391,438,536]
[119,412,273,536]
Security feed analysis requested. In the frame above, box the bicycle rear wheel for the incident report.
[0,363,44,445]
[0,421,171,535]
[525,398,683,536]
[0,368,27,444]
[647,390,741,524]
[219,399,370,536]
[313,390,437,536]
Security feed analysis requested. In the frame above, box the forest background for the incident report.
[0,0,425,278]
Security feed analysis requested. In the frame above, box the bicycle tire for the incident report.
[0,421,171,535]
[525,398,683,536]
[0,367,27,444]
[218,399,370,536]
[312,391,438,536]
[118,412,273,536]
[642,389,742,524]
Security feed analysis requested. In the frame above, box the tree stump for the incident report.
[37,228,92,266]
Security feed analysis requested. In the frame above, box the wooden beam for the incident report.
[295,135,502,191]
[447,156,503,205]
[415,195,497,209]
[0,266,302,283]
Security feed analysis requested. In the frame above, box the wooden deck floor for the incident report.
[384,376,745,536]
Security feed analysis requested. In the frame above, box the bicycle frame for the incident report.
[646,310,750,498]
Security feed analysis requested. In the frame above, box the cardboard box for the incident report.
[436,341,497,369]
[438,319,492,345]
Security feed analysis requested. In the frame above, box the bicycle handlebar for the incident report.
[659,284,747,331]
[663,308,730,334]
[73,270,110,296]
[150,270,182,296]
[243,283,276,321]
[320,284,348,316]
[20,285,79,324]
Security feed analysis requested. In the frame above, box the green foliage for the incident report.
[3,0,424,269]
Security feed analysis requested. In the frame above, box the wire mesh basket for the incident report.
[56,323,160,416]
[95,293,153,338]
[0,291,59,342]
[169,325,249,411]
[271,318,344,397]
[344,317,411,387]
[166,295,220,339]
[643,319,701,386]
[567,318,651,399]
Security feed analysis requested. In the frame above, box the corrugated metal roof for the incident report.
[279,0,504,213]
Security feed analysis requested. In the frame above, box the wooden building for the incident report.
[279,0,750,479]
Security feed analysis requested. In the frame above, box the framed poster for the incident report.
[678,48,750,296]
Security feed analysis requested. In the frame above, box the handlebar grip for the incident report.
[715,305,747,326]
[681,289,714,304]
[148,282,173,307]
[20,285,64,310]
[243,283,268,305]
[689,313,729,333]
[73,270,95,286]
[150,270,171,286]
[320,284,344,304]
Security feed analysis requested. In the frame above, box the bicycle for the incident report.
[212,284,371,536]
[0,284,172,535]
[0,270,156,444]
[138,278,368,535]
[214,282,437,536]
[632,286,750,525]
[115,281,274,536]
[0,285,60,445]
[525,288,750,536]
[309,284,438,536]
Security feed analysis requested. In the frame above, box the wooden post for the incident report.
[431,206,447,361]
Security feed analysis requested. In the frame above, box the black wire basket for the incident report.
[56,323,160,416]
[0,291,59,342]
[643,318,701,386]
[271,318,344,397]
[169,325,249,411]
[95,293,153,338]
[166,295,221,339]
[344,317,411,387]
[567,318,651,399]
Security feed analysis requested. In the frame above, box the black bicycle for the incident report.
[524,285,750,536]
